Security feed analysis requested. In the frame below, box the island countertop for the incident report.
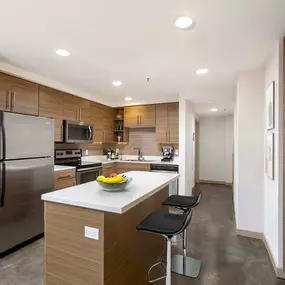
[42,171,179,214]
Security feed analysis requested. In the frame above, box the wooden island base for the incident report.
[44,186,169,285]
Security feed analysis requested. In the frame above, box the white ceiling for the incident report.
[0,0,285,115]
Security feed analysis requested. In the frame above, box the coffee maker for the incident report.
[161,146,174,162]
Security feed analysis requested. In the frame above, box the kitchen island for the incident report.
[42,171,179,285]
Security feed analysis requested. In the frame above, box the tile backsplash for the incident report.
[55,128,178,157]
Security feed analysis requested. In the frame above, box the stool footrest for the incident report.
[148,262,166,283]
[172,254,201,278]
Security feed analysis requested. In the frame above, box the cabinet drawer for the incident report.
[102,163,115,177]
[116,162,150,173]
[54,169,76,183]
[54,179,76,191]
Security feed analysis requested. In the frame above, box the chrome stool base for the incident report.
[172,254,201,278]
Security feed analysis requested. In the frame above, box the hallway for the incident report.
[0,184,284,285]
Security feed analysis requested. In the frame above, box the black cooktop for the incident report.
[55,159,102,170]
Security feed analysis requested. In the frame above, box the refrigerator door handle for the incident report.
[0,112,6,161]
[0,163,6,208]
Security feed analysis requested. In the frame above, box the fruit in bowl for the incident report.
[96,174,133,192]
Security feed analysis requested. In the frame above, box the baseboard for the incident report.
[236,229,285,280]
[236,229,263,239]
[198,180,232,187]
[263,234,285,279]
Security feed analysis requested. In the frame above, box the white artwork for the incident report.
[266,133,274,180]
[266,81,275,130]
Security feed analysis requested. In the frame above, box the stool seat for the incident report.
[162,193,201,208]
[137,212,188,236]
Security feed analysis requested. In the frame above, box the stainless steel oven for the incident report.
[76,166,102,185]
[64,120,93,144]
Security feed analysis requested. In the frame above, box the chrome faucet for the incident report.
[133,148,143,161]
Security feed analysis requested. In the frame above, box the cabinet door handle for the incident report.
[57,174,72,180]
[11,92,15,110]
[140,115,142,126]
[166,130,167,142]
[168,130,170,141]
[137,115,139,126]
[80,108,82,121]
[6,90,10,110]
[103,131,105,142]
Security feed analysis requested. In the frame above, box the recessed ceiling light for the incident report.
[175,16,194,29]
[55,49,70,57]
[112,81,123,87]
[125,97,132,101]
[210,108,218,112]
[196,69,209,75]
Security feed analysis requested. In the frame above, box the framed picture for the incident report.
[266,81,275,130]
[266,133,274,180]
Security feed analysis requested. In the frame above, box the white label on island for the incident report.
[84,226,99,240]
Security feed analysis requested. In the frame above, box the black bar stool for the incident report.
[137,210,193,285]
[162,192,202,278]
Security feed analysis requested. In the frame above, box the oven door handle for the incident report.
[77,166,102,172]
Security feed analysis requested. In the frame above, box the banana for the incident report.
[102,176,124,184]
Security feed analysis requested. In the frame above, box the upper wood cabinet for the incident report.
[102,105,114,143]
[90,102,104,142]
[155,102,179,143]
[0,72,39,115]
[0,73,11,112]
[39,86,64,142]
[124,105,155,128]
[63,94,90,123]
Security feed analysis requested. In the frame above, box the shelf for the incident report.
[114,119,124,121]
[114,130,124,132]
[102,141,128,145]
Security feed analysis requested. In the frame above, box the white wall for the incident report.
[235,68,265,234]
[179,98,196,196]
[264,39,283,269]
[199,115,233,183]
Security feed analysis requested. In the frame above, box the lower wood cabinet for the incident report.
[115,162,150,174]
[54,169,76,191]
[102,163,116,177]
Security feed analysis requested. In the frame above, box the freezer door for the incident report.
[0,112,54,160]
[0,157,54,254]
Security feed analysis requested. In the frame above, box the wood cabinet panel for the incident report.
[63,94,80,121]
[102,163,115,177]
[39,86,64,142]
[91,102,104,142]
[10,76,39,115]
[79,98,90,123]
[102,105,114,143]
[54,169,76,191]
[155,104,168,142]
[167,102,179,143]
[140,105,155,127]
[124,106,140,127]
[0,72,11,111]
[115,162,150,174]
[155,102,179,143]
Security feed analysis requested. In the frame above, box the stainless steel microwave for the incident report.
[64,120,93,143]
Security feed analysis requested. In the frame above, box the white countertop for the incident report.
[54,165,76,172]
[42,171,179,214]
[82,155,180,166]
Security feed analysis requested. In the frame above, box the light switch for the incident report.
[84,226,99,240]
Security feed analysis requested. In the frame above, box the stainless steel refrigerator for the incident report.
[0,112,54,256]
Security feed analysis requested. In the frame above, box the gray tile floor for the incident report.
[0,183,284,285]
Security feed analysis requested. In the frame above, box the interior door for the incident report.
[0,157,53,254]
[2,112,54,160]
[10,76,39,116]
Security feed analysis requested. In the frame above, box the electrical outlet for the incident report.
[85,149,89,156]
[84,226,99,240]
